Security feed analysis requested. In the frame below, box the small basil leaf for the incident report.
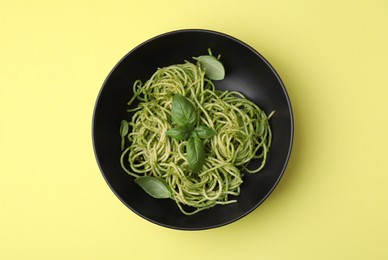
[135,176,172,199]
[194,55,225,80]
[166,124,194,140]
[194,125,216,139]
[120,120,129,150]
[187,136,205,173]
[171,94,198,126]
[120,120,129,137]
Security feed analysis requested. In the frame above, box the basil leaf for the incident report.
[191,130,199,138]
[193,125,216,139]
[194,55,225,80]
[120,120,129,150]
[166,124,194,140]
[187,136,205,173]
[120,120,129,137]
[171,94,197,126]
[135,176,172,199]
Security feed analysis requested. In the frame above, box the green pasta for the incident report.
[120,60,273,215]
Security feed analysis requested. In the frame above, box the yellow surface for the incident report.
[1,0,387,259]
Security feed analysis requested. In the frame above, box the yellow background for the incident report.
[1,0,387,259]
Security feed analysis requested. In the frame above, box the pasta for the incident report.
[120,60,273,215]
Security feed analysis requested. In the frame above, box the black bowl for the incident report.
[92,29,293,230]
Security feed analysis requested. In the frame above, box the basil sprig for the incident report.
[166,94,216,173]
